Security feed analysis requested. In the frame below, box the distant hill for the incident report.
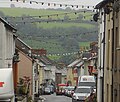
[0,7,98,63]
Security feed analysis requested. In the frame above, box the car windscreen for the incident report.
[68,87,74,91]
[75,88,91,93]
[78,82,96,87]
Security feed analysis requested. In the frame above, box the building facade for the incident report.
[95,0,120,102]
[112,0,120,102]
[0,17,17,102]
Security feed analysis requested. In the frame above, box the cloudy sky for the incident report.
[0,0,102,9]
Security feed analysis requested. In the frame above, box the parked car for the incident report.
[56,84,67,95]
[47,85,54,94]
[62,86,68,96]
[72,86,94,102]
[44,87,51,95]
[66,86,75,97]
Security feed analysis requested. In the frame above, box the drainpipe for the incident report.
[112,1,114,102]
[102,12,106,102]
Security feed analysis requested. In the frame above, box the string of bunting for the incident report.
[4,10,95,20]
[32,47,89,57]
[34,46,80,50]
[10,0,25,3]
[6,14,95,25]
[10,0,95,9]
[46,51,79,56]
[30,0,95,9]
[23,30,98,39]
[32,51,81,57]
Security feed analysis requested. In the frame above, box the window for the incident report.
[107,84,109,102]
[35,81,37,92]
[116,27,120,47]
[108,14,110,21]
[119,85,120,101]
[107,30,110,69]
[111,85,113,102]
[116,11,118,18]
[75,88,91,93]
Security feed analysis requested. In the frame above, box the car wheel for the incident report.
[72,98,76,102]
[72,98,74,102]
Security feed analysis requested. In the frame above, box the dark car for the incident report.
[66,86,75,97]
[44,87,51,95]
[47,85,54,94]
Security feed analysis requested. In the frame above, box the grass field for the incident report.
[0,7,97,61]
[36,22,95,29]
[0,8,93,19]
[0,7,95,29]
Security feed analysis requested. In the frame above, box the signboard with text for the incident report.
[0,68,14,99]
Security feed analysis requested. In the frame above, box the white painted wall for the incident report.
[0,19,16,102]
[0,21,15,69]
[97,8,105,102]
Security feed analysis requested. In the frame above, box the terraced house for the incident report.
[0,17,17,102]
[95,0,120,102]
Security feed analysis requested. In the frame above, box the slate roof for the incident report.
[82,52,92,59]
[38,55,53,65]
[16,38,31,56]
[44,66,51,71]
[38,62,46,67]
[67,59,81,67]
[0,17,17,32]
[76,61,84,67]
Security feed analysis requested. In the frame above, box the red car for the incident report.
[56,84,68,95]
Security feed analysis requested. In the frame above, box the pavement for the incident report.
[34,96,46,102]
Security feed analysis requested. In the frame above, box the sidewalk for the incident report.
[34,96,46,102]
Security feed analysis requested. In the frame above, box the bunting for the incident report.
[10,0,95,9]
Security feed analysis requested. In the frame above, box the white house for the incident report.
[95,1,106,102]
[0,17,17,102]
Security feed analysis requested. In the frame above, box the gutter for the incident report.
[95,0,113,9]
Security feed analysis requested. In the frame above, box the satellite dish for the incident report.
[93,13,99,22]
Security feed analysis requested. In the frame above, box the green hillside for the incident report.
[0,7,98,63]
[0,8,93,19]
[0,7,95,29]
[36,22,94,29]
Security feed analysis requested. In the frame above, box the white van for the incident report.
[78,75,96,89]
[0,68,14,101]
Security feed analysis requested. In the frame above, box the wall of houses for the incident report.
[0,21,15,68]
[38,65,45,88]
[104,7,113,102]
[0,18,16,102]
[49,65,56,82]
[17,50,33,95]
[67,67,74,85]
[113,5,120,102]
[96,0,120,102]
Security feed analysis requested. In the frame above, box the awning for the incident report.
[58,84,67,86]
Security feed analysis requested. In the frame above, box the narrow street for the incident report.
[42,94,72,102]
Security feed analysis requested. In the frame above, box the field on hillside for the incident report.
[0,8,95,29]
[0,7,98,62]
[0,8,94,18]
[36,22,94,29]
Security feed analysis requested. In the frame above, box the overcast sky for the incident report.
[0,0,102,9]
